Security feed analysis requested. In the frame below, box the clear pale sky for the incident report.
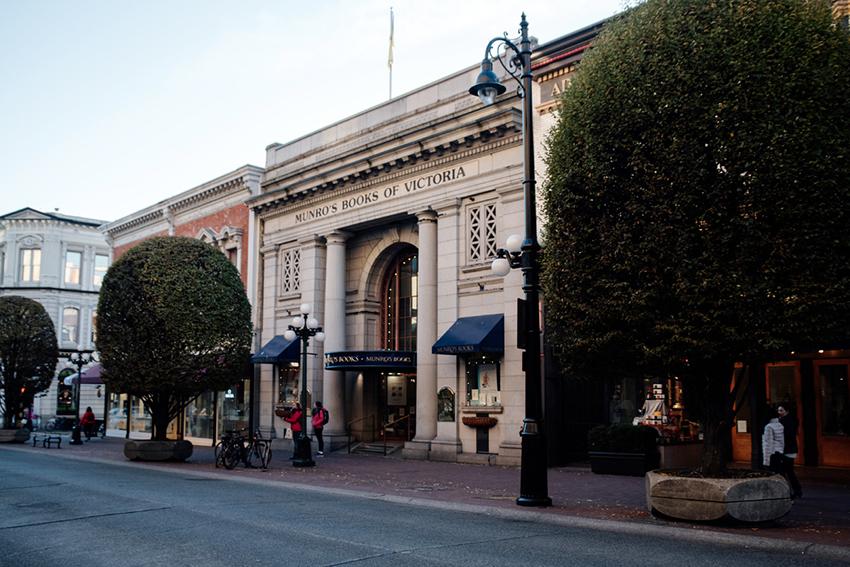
[0,1,629,223]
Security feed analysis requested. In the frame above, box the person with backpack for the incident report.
[312,401,329,456]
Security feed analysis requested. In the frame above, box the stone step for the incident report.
[351,442,403,456]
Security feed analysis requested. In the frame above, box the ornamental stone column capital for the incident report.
[415,210,438,224]
[325,230,352,245]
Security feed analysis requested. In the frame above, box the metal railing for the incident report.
[346,413,376,453]
[381,414,412,456]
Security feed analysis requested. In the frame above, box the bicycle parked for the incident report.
[215,428,272,470]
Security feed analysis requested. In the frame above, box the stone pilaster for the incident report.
[322,231,350,438]
[430,200,464,461]
[405,210,438,459]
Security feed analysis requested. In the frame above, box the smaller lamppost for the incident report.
[283,303,325,467]
[66,350,98,445]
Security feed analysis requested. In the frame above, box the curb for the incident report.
[3,445,849,562]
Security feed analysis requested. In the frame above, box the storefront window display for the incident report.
[465,357,501,407]
[106,393,151,436]
[57,368,76,416]
[437,387,455,422]
[185,390,215,440]
[278,364,300,405]
[130,397,152,434]
[634,377,699,443]
[608,380,637,425]
[107,392,127,433]
[219,379,250,434]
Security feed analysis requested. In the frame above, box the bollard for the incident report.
[70,424,83,445]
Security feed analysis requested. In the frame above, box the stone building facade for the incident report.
[248,18,605,465]
[0,208,110,423]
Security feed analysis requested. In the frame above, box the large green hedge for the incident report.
[96,237,252,441]
[0,296,58,429]
[542,0,850,473]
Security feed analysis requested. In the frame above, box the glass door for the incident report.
[814,360,850,467]
[766,363,802,464]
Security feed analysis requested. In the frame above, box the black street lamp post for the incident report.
[470,14,551,507]
[66,349,97,445]
[283,303,325,467]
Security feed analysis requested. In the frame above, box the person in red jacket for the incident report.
[311,401,329,456]
[80,407,96,440]
[283,403,303,458]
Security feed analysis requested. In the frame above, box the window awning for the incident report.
[63,363,104,385]
[79,363,103,384]
[432,314,504,355]
[251,336,300,364]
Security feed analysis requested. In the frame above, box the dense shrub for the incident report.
[0,296,57,428]
[96,237,252,441]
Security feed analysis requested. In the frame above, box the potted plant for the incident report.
[587,424,660,476]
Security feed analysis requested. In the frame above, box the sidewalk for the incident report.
[6,434,849,554]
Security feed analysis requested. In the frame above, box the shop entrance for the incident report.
[814,360,850,468]
[766,363,803,463]
[730,359,850,469]
[378,372,416,442]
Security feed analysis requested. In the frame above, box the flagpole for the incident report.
[388,7,394,100]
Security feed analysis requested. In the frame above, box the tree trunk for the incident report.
[3,388,18,429]
[699,361,734,476]
[150,394,171,441]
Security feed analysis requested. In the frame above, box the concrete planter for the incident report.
[123,440,193,462]
[0,429,31,443]
[589,451,660,476]
[646,470,792,522]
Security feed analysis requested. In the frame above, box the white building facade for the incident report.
[0,208,111,423]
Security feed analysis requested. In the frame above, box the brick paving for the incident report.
[6,434,849,550]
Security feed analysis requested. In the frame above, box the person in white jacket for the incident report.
[762,407,785,472]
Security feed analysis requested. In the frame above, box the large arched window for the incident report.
[382,249,418,351]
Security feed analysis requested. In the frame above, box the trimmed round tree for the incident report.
[96,237,252,441]
[0,296,58,429]
[542,0,850,474]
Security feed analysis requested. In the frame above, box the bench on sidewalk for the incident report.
[31,434,62,448]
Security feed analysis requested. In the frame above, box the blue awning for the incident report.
[251,336,300,364]
[432,314,504,355]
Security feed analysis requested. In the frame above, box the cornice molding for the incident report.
[253,130,522,217]
[103,165,263,237]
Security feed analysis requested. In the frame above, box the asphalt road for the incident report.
[0,450,843,567]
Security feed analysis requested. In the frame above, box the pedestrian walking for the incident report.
[312,401,329,456]
[762,406,785,475]
[284,403,303,459]
[80,406,96,440]
[778,404,803,499]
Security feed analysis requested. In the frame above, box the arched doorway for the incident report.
[379,247,418,441]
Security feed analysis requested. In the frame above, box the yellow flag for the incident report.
[388,7,394,69]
